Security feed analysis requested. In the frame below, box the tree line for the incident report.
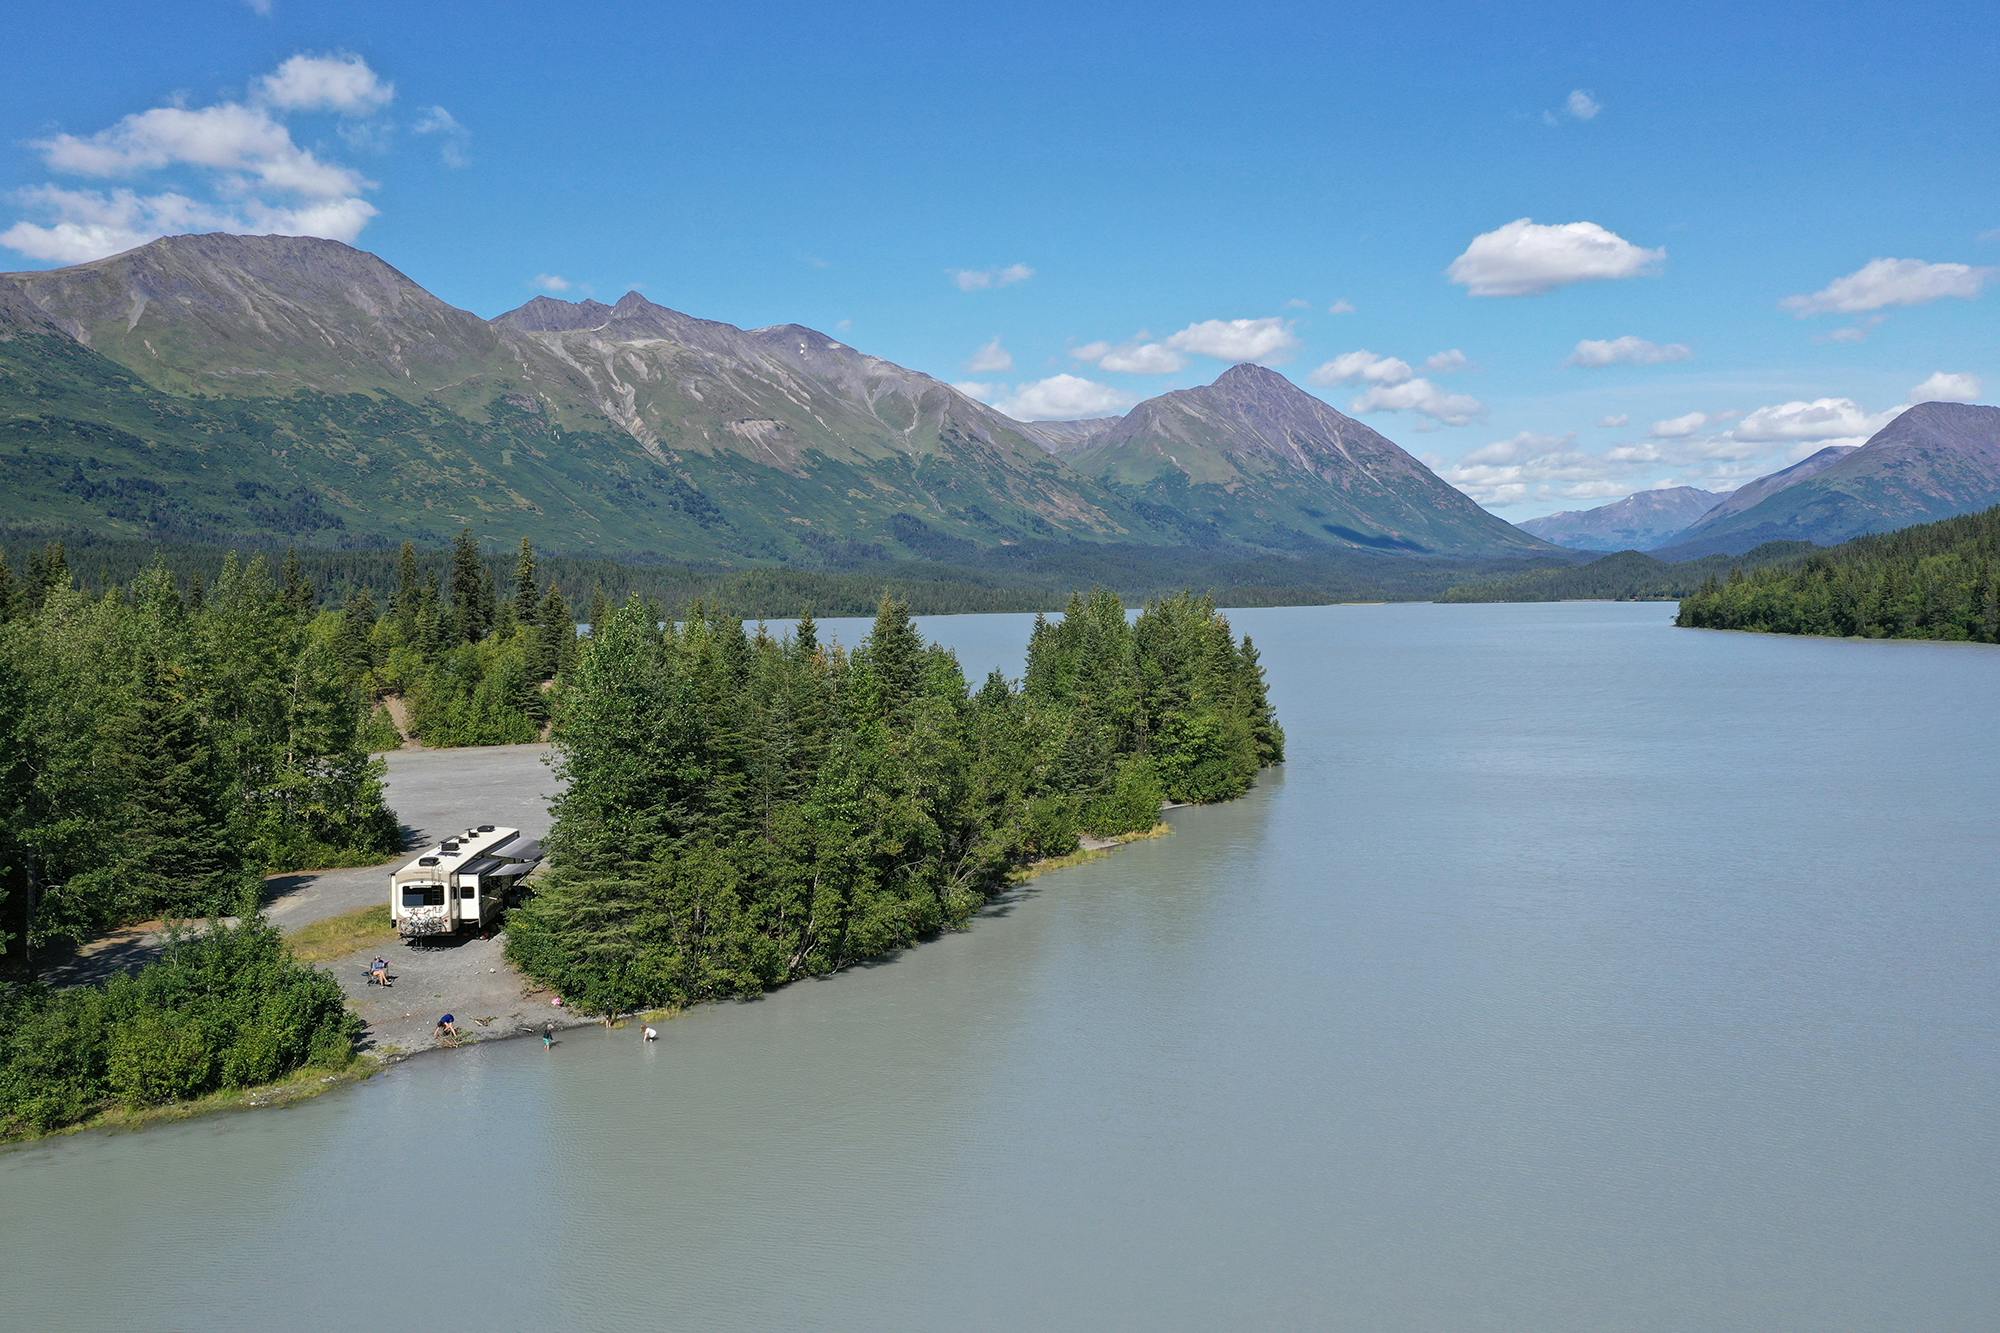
[1676,505,2000,642]
[505,589,1282,1014]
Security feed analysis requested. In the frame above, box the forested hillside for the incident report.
[1439,543,1810,603]
[505,589,1282,1013]
[1676,504,2000,642]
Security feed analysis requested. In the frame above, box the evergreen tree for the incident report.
[513,538,540,624]
[119,657,256,920]
[448,528,488,644]
[279,547,315,617]
[391,540,423,638]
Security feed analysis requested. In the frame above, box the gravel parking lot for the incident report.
[264,742,559,931]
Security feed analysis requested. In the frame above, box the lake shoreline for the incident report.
[2,818,1182,1150]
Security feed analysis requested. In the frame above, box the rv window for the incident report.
[402,886,445,907]
[458,885,477,899]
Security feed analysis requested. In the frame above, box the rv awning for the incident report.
[503,839,543,862]
[488,861,537,879]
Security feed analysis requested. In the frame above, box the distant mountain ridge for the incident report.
[0,232,1550,562]
[1657,404,2000,557]
[1520,486,1721,552]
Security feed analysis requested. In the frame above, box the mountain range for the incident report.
[0,233,1543,564]
[1518,486,1721,552]
[1521,402,2000,559]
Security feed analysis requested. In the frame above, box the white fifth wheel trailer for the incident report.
[389,825,542,939]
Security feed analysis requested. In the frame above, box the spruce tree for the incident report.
[448,529,488,644]
[120,657,256,920]
[513,538,540,625]
[279,547,315,618]
[391,540,422,637]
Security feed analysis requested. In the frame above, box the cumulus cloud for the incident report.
[258,53,395,114]
[1730,397,1899,443]
[1911,371,1982,403]
[1425,348,1469,373]
[1433,433,1600,505]
[1350,378,1485,427]
[1447,218,1665,297]
[1328,298,1356,314]
[0,183,375,263]
[1566,89,1602,120]
[965,337,1013,374]
[1782,258,1995,315]
[1569,335,1693,368]
[1599,413,1631,428]
[949,262,1034,292]
[1309,349,1414,386]
[990,373,1135,421]
[1165,316,1299,363]
[3,53,397,263]
[1072,336,1185,373]
[1650,411,1709,438]
[531,273,572,292]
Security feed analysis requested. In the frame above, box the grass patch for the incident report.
[1009,822,1173,883]
[285,904,395,963]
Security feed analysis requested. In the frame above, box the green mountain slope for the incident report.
[0,233,1540,563]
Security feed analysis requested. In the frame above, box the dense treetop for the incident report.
[1676,504,2000,642]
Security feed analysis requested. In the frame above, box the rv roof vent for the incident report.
[441,840,460,852]
[418,856,440,866]
[477,824,495,832]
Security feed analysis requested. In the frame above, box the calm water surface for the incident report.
[5,602,1997,1330]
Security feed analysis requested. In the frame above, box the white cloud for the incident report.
[36,102,365,199]
[1350,378,1485,427]
[257,53,394,114]
[1425,348,1469,373]
[1650,411,1709,438]
[2,53,401,263]
[965,337,1013,374]
[1730,397,1898,442]
[951,380,997,401]
[1599,413,1631,428]
[1069,336,1185,373]
[1165,316,1299,363]
[1309,349,1413,386]
[1569,335,1693,367]
[1462,431,1571,465]
[949,262,1034,292]
[0,183,375,263]
[1328,298,1356,314]
[1100,342,1183,373]
[1606,442,1660,462]
[991,373,1134,421]
[1782,258,1995,315]
[1447,218,1665,297]
[1910,371,1981,403]
[1565,89,1601,121]
[412,106,470,168]
[1284,297,1311,310]
[531,273,572,292]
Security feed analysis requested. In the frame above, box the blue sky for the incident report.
[4,0,1996,519]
